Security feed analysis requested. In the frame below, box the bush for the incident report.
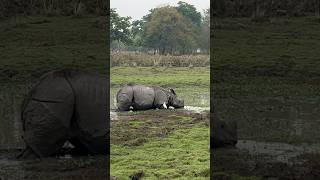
[111,52,210,67]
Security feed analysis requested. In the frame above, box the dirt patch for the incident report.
[212,146,320,179]
[111,110,209,146]
[0,150,108,180]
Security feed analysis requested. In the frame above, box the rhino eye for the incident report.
[221,124,225,129]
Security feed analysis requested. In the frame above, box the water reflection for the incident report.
[237,140,320,165]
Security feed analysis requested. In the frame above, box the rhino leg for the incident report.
[153,88,169,109]
[17,146,39,159]
[20,71,74,158]
[162,103,167,109]
[65,70,109,155]
[116,85,134,111]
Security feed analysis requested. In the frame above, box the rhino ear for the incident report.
[170,88,176,95]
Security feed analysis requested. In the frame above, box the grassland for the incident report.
[0,16,108,83]
[110,65,210,178]
[212,17,320,179]
[111,111,210,179]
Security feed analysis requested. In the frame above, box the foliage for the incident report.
[144,6,197,55]
[199,9,210,53]
[111,2,209,55]
[176,1,202,26]
[110,8,131,47]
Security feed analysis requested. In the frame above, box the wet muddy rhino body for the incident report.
[116,83,184,111]
[19,69,108,158]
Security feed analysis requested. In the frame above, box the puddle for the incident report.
[184,106,210,113]
[237,140,320,164]
[110,111,119,121]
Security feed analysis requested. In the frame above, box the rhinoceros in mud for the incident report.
[116,83,184,111]
[211,105,237,147]
[18,69,109,158]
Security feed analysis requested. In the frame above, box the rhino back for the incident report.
[132,85,155,110]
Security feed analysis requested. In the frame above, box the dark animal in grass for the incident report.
[211,104,238,148]
[116,83,184,111]
[18,69,109,159]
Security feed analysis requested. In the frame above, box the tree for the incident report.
[176,1,203,52]
[199,8,210,54]
[176,1,202,26]
[110,8,132,50]
[144,6,197,55]
[131,20,145,48]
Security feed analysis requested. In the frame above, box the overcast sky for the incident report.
[111,0,210,21]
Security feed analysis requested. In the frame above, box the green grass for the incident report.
[111,127,209,179]
[0,16,108,83]
[111,111,210,179]
[111,67,209,88]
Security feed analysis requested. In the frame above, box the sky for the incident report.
[110,0,210,21]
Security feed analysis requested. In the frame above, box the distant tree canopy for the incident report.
[144,6,197,55]
[110,9,131,45]
[111,1,210,55]
[212,0,320,18]
[0,0,107,17]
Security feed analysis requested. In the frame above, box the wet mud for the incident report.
[0,149,108,180]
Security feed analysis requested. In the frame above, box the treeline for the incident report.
[111,1,210,55]
[213,0,320,18]
[0,0,106,17]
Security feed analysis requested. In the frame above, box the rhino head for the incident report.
[211,118,237,148]
[167,89,184,108]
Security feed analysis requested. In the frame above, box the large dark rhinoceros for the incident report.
[211,103,237,147]
[116,83,184,111]
[18,69,109,158]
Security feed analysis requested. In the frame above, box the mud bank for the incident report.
[0,149,108,180]
[213,140,320,179]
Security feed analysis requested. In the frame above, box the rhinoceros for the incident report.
[116,83,184,111]
[211,104,237,147]
[18,69,109,158]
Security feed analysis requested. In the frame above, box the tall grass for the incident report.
[111,52,210,67]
